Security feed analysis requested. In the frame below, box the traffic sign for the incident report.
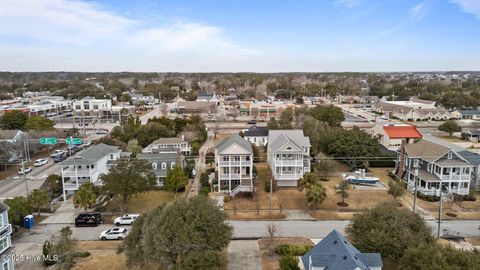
[39,137,57,145]
[66,138,83,145]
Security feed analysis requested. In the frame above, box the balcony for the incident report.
[440,174,471,181]
[273,173,302,180]
[0,224,12,238]
[218,161,252,167]
[62,169,95,178]
[219,174,251,180]
[63,179,90,190]
[274,160,304,166]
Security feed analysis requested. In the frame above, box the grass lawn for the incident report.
[258,238,313,270]
[224,162,394,220]
[369,167,480,219]
[103,190,175,214]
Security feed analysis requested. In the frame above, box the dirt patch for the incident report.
[310,211,357,220]
[103,190,175,214]
[465,237,480,246]
[75,240,121,251]
[258,238,313,270]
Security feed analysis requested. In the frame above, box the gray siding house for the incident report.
[0,203,14,270]
[137,152,183,187]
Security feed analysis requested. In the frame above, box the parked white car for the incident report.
[50,150,65,158]
[113,214,140,226]
[18,167,32,175]
[99,228,127,240]
[96,129,108,134]
[33,159,48,167]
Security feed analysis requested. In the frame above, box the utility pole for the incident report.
[437,189,443,239]
[412,162,419,213]
[269,177,273,214]
[22,138,29,197]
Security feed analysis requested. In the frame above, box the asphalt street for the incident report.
[13,219,480,244]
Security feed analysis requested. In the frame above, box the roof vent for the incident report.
[333,240,337,245]
[343,256,347,260]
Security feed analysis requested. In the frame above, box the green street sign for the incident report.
[39,137,57,145]
[66,138,83,145]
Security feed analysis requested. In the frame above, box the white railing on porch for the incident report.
[230,185,253,197]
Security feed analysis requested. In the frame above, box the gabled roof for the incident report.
[410,97,436,105]
[244,125,269,137]
[301,230,382,270]
[404,140,450,162]
[137,152,179,177]
[0,202,9,213]
[61,143,120,165]
[383,125,422,139]
[150,137,183,145]
[268,130,310,153]
[458,150,480,165]
[458,109,480,116]
[216,134,253,154]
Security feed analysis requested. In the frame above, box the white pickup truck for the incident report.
[50,150,66,158]
[113,214,140,226]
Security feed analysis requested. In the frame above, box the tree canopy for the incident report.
[438,120,461,137]
[73,182,98,211]
[346,202,434,262]
[25,115,55,130]
[101,159,157,210]
[164,166,188,194]
[125,196,232,270]
[309,105,344,127]
[27,189,49,216]
[0,110,27,130]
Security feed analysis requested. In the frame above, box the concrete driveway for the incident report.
[228,240,261,270]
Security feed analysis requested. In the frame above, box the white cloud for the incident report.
[0,0,257,58]
[452,0,480,19]
[334,0,361,8]
[409,3,427,21]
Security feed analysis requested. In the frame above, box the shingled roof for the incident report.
[216,134,253,154]
[404,139,450,162]
[301,230,382,270]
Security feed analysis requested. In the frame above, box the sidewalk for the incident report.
[41,199,78,224]
[228,240,261,270]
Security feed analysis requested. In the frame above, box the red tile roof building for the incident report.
[381,125,422,150]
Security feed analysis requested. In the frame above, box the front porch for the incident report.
[218,178,253,196]
[407,178,470,196]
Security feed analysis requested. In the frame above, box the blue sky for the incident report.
[0,0,479,72]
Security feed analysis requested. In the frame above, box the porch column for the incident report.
[228,157,231,193]
[75,166,79,189]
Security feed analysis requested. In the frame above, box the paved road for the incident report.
[0,161,61,200]
[16,219,479,244]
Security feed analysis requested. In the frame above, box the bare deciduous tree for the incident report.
[232,198,239,215]
[266,222,278,249]
[277,191,287,214]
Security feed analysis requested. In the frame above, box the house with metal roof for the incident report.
[60,143,121,200]
[301,229,382,270]
[137,152,183,187]
[244,125,269,147]
[380,125,422,150]
[0,202,14,270]
[215,134,253,196]
[396,139,474,196]
[267,130,311,187]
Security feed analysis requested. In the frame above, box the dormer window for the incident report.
[448,152,453,159]
[170,162,175,169]
[161,162,167,169]
[152,162,157,170]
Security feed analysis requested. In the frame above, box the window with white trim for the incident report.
[152,163,157,170]
[448,152,453,159]
[2,261,8,270]
[0,236,8,254]
[170,162,175,169]
[161,162,166,170]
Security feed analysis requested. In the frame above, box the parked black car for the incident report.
[75,213,102,227]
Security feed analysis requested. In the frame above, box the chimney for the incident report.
[181,134,184,142]
[397,139,407,178]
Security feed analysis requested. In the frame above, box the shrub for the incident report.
[43,240,56,266]
[74,251,91,258]
[279,255,300,270]
[417,193,439,202]
[368,160,396,167]
[200,186,209,196]
[265,180,271,193]
[275,244,313,256]
[224,195,232,203]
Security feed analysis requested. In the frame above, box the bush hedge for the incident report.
[279,255,300,270]
[275,244,313,256]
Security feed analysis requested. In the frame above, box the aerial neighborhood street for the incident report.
[2,1,480,270]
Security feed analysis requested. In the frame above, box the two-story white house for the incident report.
[267,130,311,187]
[0,203,14,270]
[397,139,474,196]
[61,143,121,200]
[142,136,191,155]
[215,134,254,196]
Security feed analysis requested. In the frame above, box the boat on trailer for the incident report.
[343,169,380,185]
